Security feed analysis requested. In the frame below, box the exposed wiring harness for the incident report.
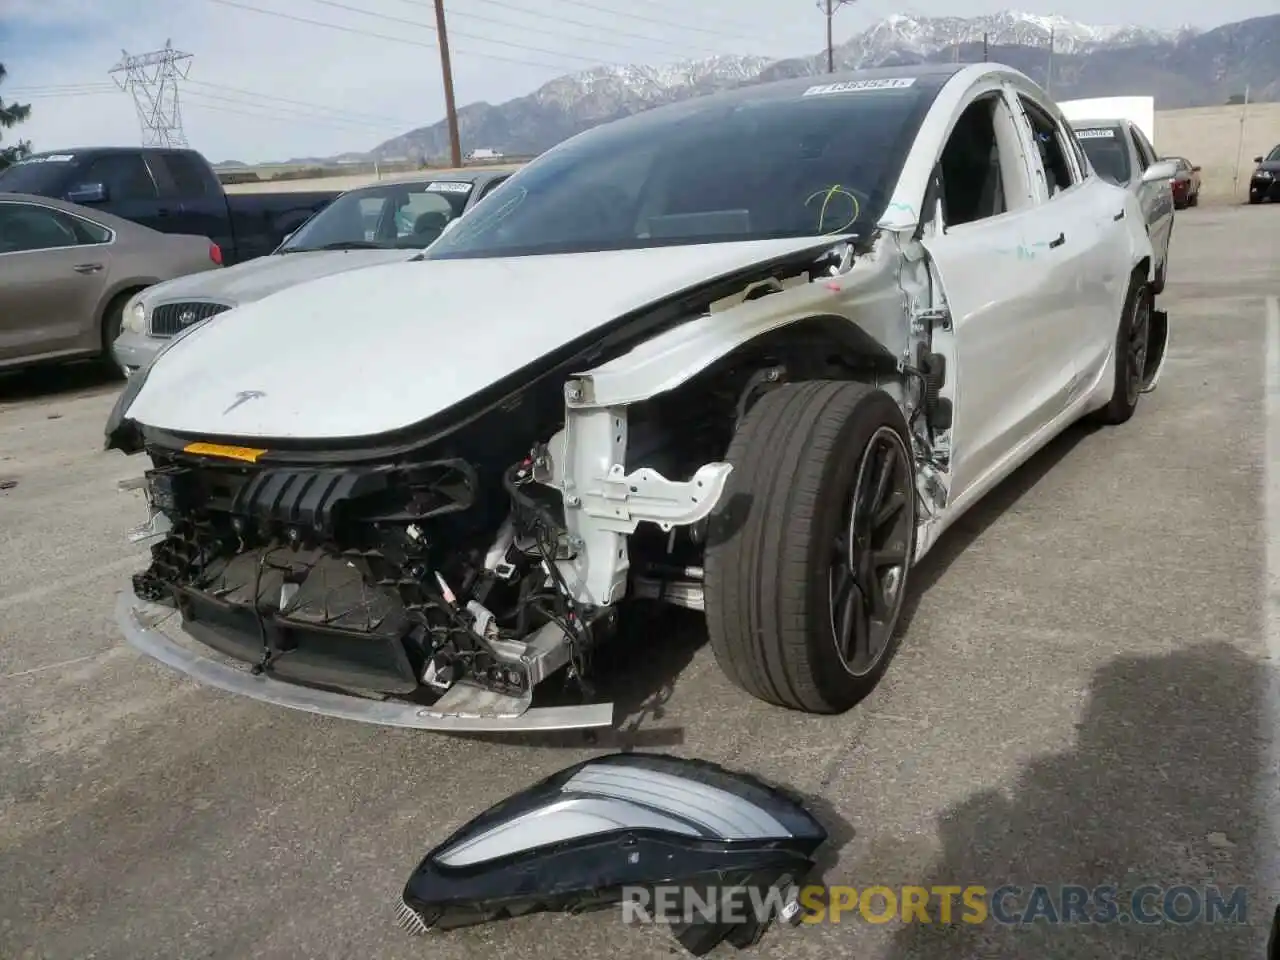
[502,456,595,692]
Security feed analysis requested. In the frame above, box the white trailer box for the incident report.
[1058,96,1156,148]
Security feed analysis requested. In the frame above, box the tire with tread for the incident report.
[704,380,914,714]
[98,294,129,378]
[1094,272,1150,426]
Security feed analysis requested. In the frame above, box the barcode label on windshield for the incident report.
[803,78,917,96]
[426,181,472,193]
[1074,128,1117,139]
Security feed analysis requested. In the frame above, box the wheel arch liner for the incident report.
[399,752,828,955]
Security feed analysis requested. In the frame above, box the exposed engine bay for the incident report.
[117,235,951,726]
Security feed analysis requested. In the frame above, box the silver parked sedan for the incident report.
[0,193,221,373]
[111,169,514,375]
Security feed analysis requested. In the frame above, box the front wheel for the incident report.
[704,381,917,714]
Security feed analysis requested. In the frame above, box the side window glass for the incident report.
[937,96,1011,228]
[80,155,159,202]
[478,176,508,200]
[163,153,211,197]
[1063,126,1090,180]
[1018,96,1077,197]
[0,203,91,252]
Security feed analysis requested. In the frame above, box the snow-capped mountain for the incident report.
[367,10,1275,162]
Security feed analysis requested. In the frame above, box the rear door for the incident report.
[0,200,114,361]
[1012,90,1125,409]
[155,150,235,253]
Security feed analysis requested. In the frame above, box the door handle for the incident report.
[1048,232,1066,249]
[73,263,103,274]
[156,207,172,218]
[1113,209,1125,221]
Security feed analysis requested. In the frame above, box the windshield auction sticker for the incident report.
[425,181,473,193]
[1074,128,1118,139]
[803,77,917,96]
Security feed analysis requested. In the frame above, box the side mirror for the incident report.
[1142,160,1178,183]
[66,182,108,205]
[1255,156,1265,164]
[1191,165,1201,172]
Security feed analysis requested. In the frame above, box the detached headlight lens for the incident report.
[124,301,147,334]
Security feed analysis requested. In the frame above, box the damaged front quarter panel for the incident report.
[398,752,828,955]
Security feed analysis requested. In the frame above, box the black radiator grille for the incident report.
[149,301,232,337]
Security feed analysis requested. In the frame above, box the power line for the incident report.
[397,0,725,58]
[201,0,577,71]
[300,0,611,66]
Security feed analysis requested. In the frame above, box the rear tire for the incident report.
[1189,191,1199,207]
[704,381,916,714]
[1094,274,1151,426]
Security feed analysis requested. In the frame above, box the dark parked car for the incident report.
[1163,156,1201,209]
[1251,145,1280,204]
[0,147,340,265]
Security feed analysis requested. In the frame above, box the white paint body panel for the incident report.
[124,236,842,440]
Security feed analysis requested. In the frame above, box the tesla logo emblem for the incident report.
[178,310,197,327]
[223,390,266,414]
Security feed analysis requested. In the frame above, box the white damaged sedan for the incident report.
[105,62,1167,733]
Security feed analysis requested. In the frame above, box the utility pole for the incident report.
[817,0,856,74]
[1231,84,1251,199]
[433,0,462,168]
[1046,27,1055,93]
[109,40,193,148]
[982,32,989,61]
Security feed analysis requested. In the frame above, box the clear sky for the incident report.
[2,0,1274,163]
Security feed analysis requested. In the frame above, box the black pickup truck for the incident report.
[0,147,340,266]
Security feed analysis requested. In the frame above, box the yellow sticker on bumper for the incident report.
[182,441,268,463]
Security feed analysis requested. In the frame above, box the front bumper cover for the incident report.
[115,588,616,733]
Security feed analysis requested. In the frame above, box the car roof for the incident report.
[20,146,200,158]
[0,192,155,235]
[1069,119,1127,130]
[337,169,512,197]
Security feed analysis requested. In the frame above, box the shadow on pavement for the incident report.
[0,360,123,404]
[897,419,1101,637]
[883,643,1268,959]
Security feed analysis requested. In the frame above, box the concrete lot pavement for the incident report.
[1,204,1277,959]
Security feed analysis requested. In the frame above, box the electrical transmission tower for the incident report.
[109,40,193,147]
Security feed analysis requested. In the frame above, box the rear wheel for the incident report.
[1094,274,1151,426]
[704,381,916,714]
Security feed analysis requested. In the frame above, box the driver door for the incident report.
[918,87,1078,501]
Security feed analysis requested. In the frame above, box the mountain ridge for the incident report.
[302,10,1280,165]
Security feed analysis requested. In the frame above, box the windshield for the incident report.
[1268,146,1280,162]
[1073,127,1131,185]
[0,154,77,195]
[425,83,934,259]
[280,180,474,252]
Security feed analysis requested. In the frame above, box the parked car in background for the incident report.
[106,63,1167,734]
[1251,145,1280,204]
[1067,118,1177,293]
[110,169,512,375]
[0,147,339,266]
[1163,156,1201,209]
[0,193,220,373]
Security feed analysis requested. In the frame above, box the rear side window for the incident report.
[79,154,159,202]
[162,153,213,197]
[1127,127,1157,172]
